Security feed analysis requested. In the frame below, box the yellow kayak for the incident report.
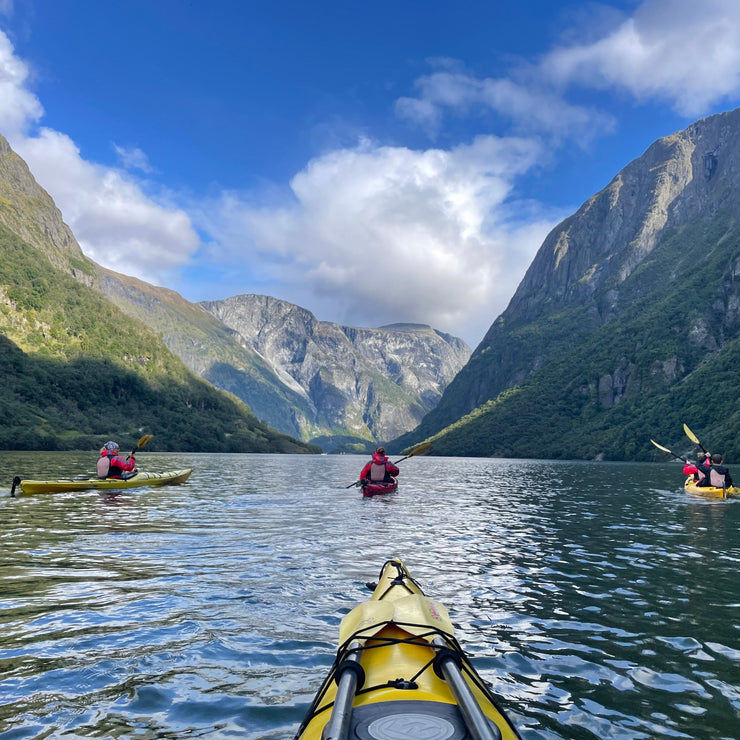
[11,469,192,495]
[295,558,521,740]
[684,476,739,499]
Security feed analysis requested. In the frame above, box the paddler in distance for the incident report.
[359,446,399,485]
[97,441,138,479]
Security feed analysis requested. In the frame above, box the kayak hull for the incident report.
[295,558,522,740]
[684,476,739,499]
[361,477,398,497]
[16,468,192,495]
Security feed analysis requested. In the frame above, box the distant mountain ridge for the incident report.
[0,134,317,455]
[0,133,469,454]
[393,107,740,461]
[200,294,471,452]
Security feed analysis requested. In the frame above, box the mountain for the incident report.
[393,108,740,461]
[0,132,467,455]
[200,295,471,452]
[93,267,316,442]
[0,134,318,455]
[94,274,471,454]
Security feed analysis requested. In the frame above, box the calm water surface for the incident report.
[0,452,738,739]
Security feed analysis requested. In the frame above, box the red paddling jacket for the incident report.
[360,452,399,483]
[97,449,137,479]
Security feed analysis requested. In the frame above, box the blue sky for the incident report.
[2,1,740,346]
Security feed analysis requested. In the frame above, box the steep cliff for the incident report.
[201,295,471,451]
[394,108,740,460]
[94,274,470,450]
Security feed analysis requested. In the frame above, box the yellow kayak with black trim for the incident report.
[12,469,192,495]
[295,558,521,740]
[684,476,739,499]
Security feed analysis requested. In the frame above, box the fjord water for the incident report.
[0,452,737,740]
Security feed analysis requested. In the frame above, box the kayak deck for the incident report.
[295,558,521,740]
[684,476,739,499]
[14,468,192,495]
[361,477,398,497]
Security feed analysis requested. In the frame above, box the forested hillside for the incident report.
[0,223,319,454]
[393,109,740,462]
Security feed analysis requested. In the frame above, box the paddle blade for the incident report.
[683,423,707,453]
[650,439,672,455]
[128,433,153,459]
[683,424,699,445]
[407,441,431,458]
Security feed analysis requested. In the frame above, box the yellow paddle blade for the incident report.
[136,434,153,449]
[650,439,672,455]
[408,441,431,457]
[683,423,700,445]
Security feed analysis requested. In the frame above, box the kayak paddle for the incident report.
[345,441,432,488]
[392,441,432,465]
[127,433,153,460]
[650,439,690,464]
[682,423,708,454]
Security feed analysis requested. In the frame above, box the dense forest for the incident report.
[0,224,319,454]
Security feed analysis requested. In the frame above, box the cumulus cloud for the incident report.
[0,29,198,285]
[198,136,559,343]
[544,0,740,116]
[0,30,43,139]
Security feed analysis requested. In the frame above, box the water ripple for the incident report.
[0,453,738,739]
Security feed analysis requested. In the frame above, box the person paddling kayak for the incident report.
[696,452,733,489]
[359,446,399,484]
[97,441,137,479]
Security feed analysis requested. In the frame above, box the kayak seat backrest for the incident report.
[370,462,386,481]
[709,468,725,487]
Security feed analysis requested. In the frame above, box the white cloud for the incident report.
[15,128,198,281]
[114,144,155,174]
[395,60,614,141]
[543,0,740,116]
[198,136,560,344]
[395,1,740,134]
[0,29,199,285]
[0,30,43,139]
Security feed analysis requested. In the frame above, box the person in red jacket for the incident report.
[97,441,137,479]
[360,447,399,484]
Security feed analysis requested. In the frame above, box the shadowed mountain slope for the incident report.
[393,108,740,461]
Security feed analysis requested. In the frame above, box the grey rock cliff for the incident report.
[397,107,740,458]
[201,294,471,446]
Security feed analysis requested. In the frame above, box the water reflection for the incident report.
[0,452,738,739]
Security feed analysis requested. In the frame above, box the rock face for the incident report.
[201,295,471,449]
[0,132,468,453]
[394,107,740,460]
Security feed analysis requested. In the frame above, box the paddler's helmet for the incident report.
[103,440,120,453]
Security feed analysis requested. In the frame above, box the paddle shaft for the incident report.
[322,641,363,740]
[432,637,502,740]
[650,439,690,464]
